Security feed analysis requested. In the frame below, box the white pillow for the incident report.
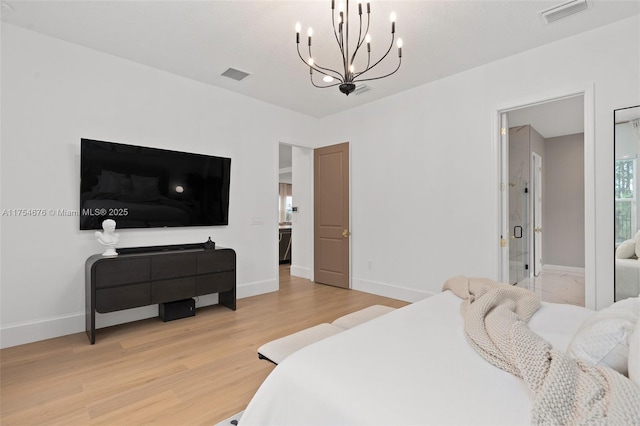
[616,239,636,259]
[629,317,640,385]
[635,230,640,258]
[566,297,640,376]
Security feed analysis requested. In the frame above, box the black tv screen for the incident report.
[80,139,231,230]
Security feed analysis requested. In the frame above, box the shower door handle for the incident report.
[513,226,523,239]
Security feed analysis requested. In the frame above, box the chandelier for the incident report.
[295,0,403,96]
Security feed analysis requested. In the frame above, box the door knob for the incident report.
[342,229,351,238]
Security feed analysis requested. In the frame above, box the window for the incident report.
[615,158,637,243]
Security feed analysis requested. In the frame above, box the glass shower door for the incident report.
[509,181,530,284]
[508,126,531,285]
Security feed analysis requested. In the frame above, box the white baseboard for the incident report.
[290,265,311,280]
[0,278,278,349]
[542,264,585,276]
[237,278,278,298]
[352,277,433,303]
[1,312,85,349]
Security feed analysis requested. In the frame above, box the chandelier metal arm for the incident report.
[296,43,342,80]
[354,57,402,83]
[309,69,342,89]
[341,2,349,78]
[349,13,370,67]
[353,32,395,80]
[331,8,341,49]
[303,44,344,81]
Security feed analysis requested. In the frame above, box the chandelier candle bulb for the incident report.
[295,22,301,43]
[390,12,396,33]
[308,27,313,46]
[397,38,403,57]
[357,0,362,15]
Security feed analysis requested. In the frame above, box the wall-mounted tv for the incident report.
[80,139,231,230]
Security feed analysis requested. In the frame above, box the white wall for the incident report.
[544,133,585,268]
[316,16,640,307]
[0,24,318,348]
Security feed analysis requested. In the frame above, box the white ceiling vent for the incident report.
[540,0,589,24]
[221,67,251,81]
[354,84,372,95]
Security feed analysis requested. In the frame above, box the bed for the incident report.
[241,282,640,425]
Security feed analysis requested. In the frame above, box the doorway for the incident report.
[498,91,593,308]
[277,142,350,289]
[279,144,293,266]
[278,143,314,283]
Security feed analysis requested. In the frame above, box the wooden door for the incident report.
[314,142,350,288]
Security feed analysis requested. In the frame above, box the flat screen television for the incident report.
[80,139,231,230]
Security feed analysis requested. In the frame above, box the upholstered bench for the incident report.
[258,323,344,364]
[257,305,396,365]
[331,305,396,329]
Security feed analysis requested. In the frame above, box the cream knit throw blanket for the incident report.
[443,275,640,425]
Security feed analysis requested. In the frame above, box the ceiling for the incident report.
[508,95,585,138]
[1,1,639,118]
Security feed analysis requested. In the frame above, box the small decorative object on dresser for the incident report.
[204,236,216,250]
[95,219,119,256]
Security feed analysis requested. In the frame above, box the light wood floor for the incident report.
[0,265,408,425]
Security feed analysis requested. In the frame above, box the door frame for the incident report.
[494,85,595,309]
[532,151,543,276]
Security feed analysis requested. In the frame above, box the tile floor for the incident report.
[515,270,585,307]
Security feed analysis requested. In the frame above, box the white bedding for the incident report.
[241,291,595,425]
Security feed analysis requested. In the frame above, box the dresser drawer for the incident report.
[96,283,150,313]
[150,277,196,304]
[95,258,150,288]
[197,250,235,274]
[196,271,235,295]
[151,253,196,280]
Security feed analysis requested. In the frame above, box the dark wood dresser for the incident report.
[85,246,236,344]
